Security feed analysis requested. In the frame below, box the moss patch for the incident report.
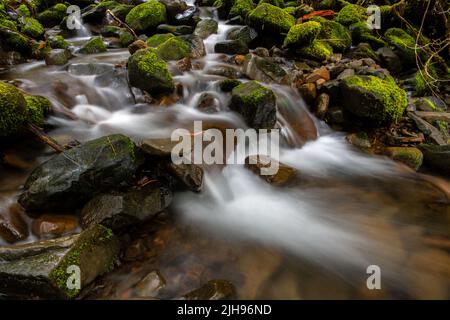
[298,40,333,61]
[0,81,28,137]
[155,37,191,61]
[125,0,167,33]
[24,95,52,127]
[335,4,366,26]
[247,3,295,34]
[229,0,255,18]
[37,3,67,28]
[79,37,106,54]
[20,17,44,38]
[384,28,416,63]
[283,21,322,48]
[311,16,351,52]
[47,35,69,49]
[146,33,175,47]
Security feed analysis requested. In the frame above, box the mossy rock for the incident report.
[247,3,295,34]
[311,16,351,52]
[229,80,277,129]
[0,81,28,137]
[110,4,133,21]
[384,147,423,170]
[335,4,366,26]
[194,18,218,39]
[24,94,52,127]
[146,33,175,47]
[47,35,70,49]
[0,17,17,31]
[297,40,333,61]
[78,37,106,54]
[37,3,67,28]
[125,0,167,33]
[283,21,322,49]
[350,22,387,49]
[229,0,255,18]
[119,30,134,47]
[0,28,32,55]
[340,75,407,124]
[20,17,44,38]
[127,47,175,96]
[155,36,191,61]
[17,4,31,17]
[258,0,284,8]
[384,28,416,64]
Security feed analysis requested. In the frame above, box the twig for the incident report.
[26,123,65,153]
[106,9,138,40]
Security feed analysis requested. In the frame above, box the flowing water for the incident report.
[0,7,449,299]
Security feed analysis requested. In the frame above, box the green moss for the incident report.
[146,33,174,47]
[0,18,17,30]
[384,28,416,63]
[17,4,31,17]
[311,16,351,52]
[229,0,255,18]
[47,35,69,49]
[79,36,106,54]
[350,22,387,49]
[283,21,322,48]
[258,0,284,8]
[37,3,67,27]
[247,3,296,34]
[343,75,408,123]
[283,7,295,15]
[0,28,32,55]
[298,40,333,61]
[110,3,133,20]
[335,4,366,26]
[385,147,423,170]
[119,30,134,47]
[20,17,44,38]
[48,225,117,299]
[0,81,27,137]
[156,37,191,61]
[232,81,273,105]
[24,95,51,126]
[125,0,167,32]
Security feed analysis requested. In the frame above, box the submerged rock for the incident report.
[182,280,236,300]
[127,48,175,96]
[340,75,407,124]
[80,186,172,230]
[0,204,29,244]
[245,155,297,186]
[19,134,144,212]
[0,225,119,299]
[229,80,277,129]
[125,0,167,33]
[135,270,166,297]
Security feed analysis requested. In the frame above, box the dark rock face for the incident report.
[182,280,236,300]
[419,144,450,176]
[229,81,277,130]
[19,134,144,212]
[214,40,249,55]
[0,225,119,299]
[168,163,203,192]
[80,186,173,230]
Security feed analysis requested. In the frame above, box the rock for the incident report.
[247,3,295,34]
[160,0,188,17]
[140,138,184,157]
[298,40,333,61]
[297,82,316,104]
[0,29,32,56]
[214,40,248,55]
[37,3,67,28]
[0,225,119,299]
[125,0,167,33]
[229,81,276,129]
[218,79,241,92]
[384,147,423,171]
[147,33,175,48]
[20,17,44,38]
[327,106,345,124]
[24,94,51,127]
[376,47,402,74]
[318,79,340,101]
[315,92,329,120]
[32,214,79,238]
[194,18,218,39]
[182,35,206,59]
[44,49,71,65]
[0,204,29,244]
[128,39,148,55]
[384,28,416,64]
[305,67,330,83]
[195,92,220,113]
[340,75,407,124]
[346,132,371,150]
[335,4,366,26]
[156,37,191,61]
[19,134,144,212]
[252,47,269,57]
[78,37,107,54]
[157,24,194,35]
[351,42,379,61]
[174,5,199,26]
[336,68,355,80]
[311,16,351,52]
[80,186,172,230]
[242,54,289,84]
[245,155,297,186]
[119,30,135,47]
[0,81,27,137]
[408,112,447,146]
[182,280,236,300]
[229,0,255,18]
[128,48,175,96]
[227,26,257,46]
[283,21,322,48]
[350,22,387,49]
[167,163,204,192]
[418,144,450,176]
[135,270,166,297]
[205,64,238,79]
[47,35,70,49]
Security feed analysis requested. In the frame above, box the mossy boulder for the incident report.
[350,22,387,49]
[128,48,175,96]
[384,28,416,64]
[17,4,31,17]
[18,134,144,212]
[258,0,284,8]
[47,35,70,49]
[0,225,119,299]
[78,37,106,54]
[297,40,333,61]
[0,81,28,137]
[311,16,351,52]
[229,80,277,129]
[283,21,322,49]
[146,33,175,47]
[0,29,32,55]
[125,0,167,33]
[119,30,134,47]
[247,3,295,34]
[229,0,255,18]
[384,147,423,170]
[37,3,67,28]
[20,17,44,38]
[0,17,17,31]
[24,95,51,127]
[335,4,366,26]
[155,36,191,61]
[340,75,407,124]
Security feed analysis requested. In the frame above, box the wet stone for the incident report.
[245,155,297,186]
[182,280,236,300]
[0,204,29,244]
[135,270,166,297]
[32,214,79,238]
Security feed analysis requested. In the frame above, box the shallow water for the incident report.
[0,8,449,299]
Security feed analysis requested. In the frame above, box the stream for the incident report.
[0,5,449,299]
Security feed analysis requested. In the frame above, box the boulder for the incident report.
[80,186,172,230]
[18,134,144,212]
[37,3,67,28]
[340,75,407,124]
[247,3,295,34]
[229,81,277,129]
[0,225,119,299]
[384,28,416,64]
[194,18,218,39]
[125,0,167,33]
[0,81,27,137]
[20,17,44,38]
[297,40,333,61]
[283,21,322,49]
[155,37,191,61]
[0,204,29,244]
[167,163,204,192]
[44,49,71,65]
[242,54,289,84]
[335,4,366,26]
[311,16,352,52]
[227,26,257,46]
[78,37,107,54]
[47,35,70,49]
[147,33,175,47]
[214,40,249,55]
[418,144,450,176]
[24,94,52,127]
[229,0,255,18]
[127,48,175,96]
